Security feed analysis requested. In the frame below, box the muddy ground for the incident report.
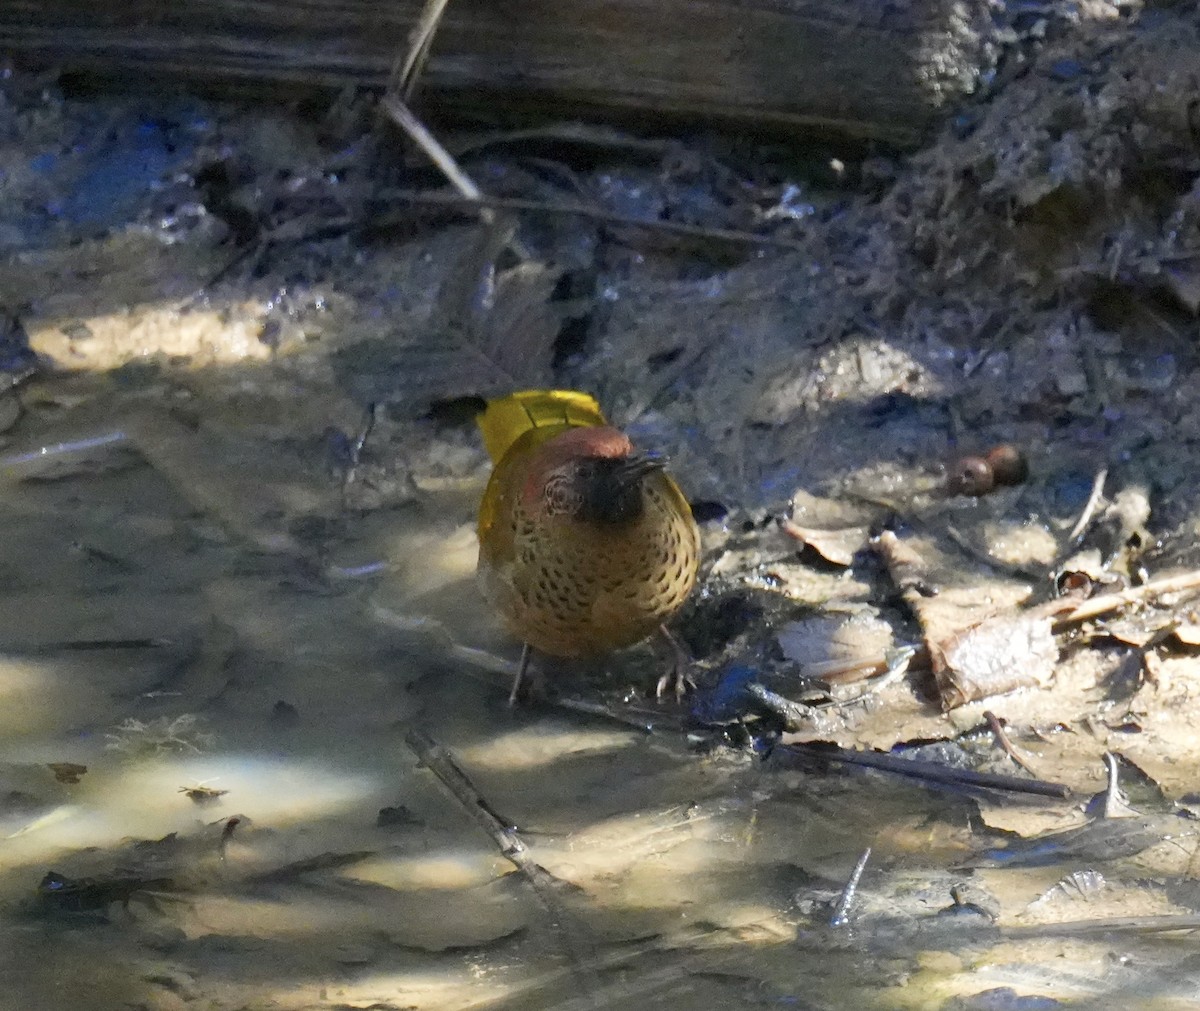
[3,4,1200,1009]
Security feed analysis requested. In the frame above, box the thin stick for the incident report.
[780,742,1071,799]
[340,401,379,506]
[551,697,665,733]
[404,728,523,855]
[509,642,531,707]
[1066,466,1108,544]
[1005,914,1200,938]
[1093,751,1137,819]
[390,0,452,102]
[1055,569,1200,627]
[404,729,602,998]
[983,710,1043,779]
[378,96,540,262]
[375,187,807,251]
[830,847,871,927]
[0,430,128,472]
[379,94,493,220]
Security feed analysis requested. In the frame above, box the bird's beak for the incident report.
[613,452,665,487]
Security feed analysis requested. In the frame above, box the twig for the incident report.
[378,95,539,264]
[745,646,920,727]
[374,187,808,251]
[379,94,494,223]
[983,710,1043,779]
[0,637,169,654]
[1054,569,1200,627]
[830,847,871,927]
[1005,914,1200,938]
[0,430,128,473]
[404,729,602,1000]
[509,642,531,706]
[1091,751,1138,819]
[551,697,666,733]
[340,401,378,504]
[779,742,1071,799]
[404,728,523,856]
[390,0,452,102]
[1066,466,1108,545]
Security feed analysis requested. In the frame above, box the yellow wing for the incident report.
[476,390,607,463]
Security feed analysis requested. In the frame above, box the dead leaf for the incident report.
[179,785,229,805]
[779,519,867,567]
[777,611,896,683]
[1163,258,1200,315]
[1172,622,1200,646]
[46,763,87,785]
[931,611,1058,709]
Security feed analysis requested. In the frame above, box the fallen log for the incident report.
[0,0,996,146]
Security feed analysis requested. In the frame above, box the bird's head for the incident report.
[522,426,664,525]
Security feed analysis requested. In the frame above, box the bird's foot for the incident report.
[655,625,696,700]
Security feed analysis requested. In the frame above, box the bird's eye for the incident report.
[543,474,580,516]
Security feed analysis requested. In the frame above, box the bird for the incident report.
[475,389,701,703]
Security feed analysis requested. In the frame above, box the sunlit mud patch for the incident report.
[0,656,56,738]
[455,726,635,773]
[1,754,379,867]
[30,305,271,370]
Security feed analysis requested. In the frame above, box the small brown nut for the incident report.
[1055,569,1093,597]
[983,444,1028,486]
[947,456,994,496]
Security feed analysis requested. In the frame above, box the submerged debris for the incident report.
[105,715,214,756]
[36,870,174,914]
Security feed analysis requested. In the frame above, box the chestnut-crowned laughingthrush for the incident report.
[475,390,700,702]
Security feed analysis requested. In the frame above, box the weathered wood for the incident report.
[0,0,995,145]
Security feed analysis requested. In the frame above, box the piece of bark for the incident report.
[872,528,1059,709]
[0,0,996,146]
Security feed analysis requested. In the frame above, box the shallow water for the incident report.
[0,378,1196,1011]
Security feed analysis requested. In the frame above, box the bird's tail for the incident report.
[477,390,607,462]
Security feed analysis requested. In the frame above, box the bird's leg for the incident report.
[508,642,532,707]
[655,625,696,700]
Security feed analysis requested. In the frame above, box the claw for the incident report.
[655,625,695,700]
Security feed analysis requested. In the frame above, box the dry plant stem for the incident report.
[830,847,871,927]
[379,94,493,223]
[390,0,451,101]
[340,401,378,505]
[376,187,809,251]
[1066,466,1108,545]
[404,728,602,999]
[1098,751,1138,819]
[551,697,665,732]
[509,641,531,706]
[0,430,126,469]
[378,97,537,262]
[1055,569,1200,627]
[3,637,167,654]
[983,710,1043,779]
[1005,914,1200,938]
[405,728,523,854]
[781,742,1071,799]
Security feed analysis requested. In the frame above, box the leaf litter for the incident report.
[6,4,1200,1007]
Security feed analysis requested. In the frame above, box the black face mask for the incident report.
[574,454,665,525]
